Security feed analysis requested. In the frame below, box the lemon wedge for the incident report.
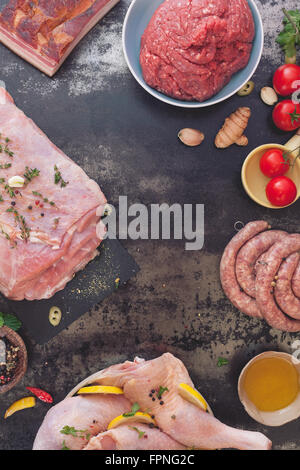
[178,383,208,412]
[77,385,124,395]
[108,412,156,430]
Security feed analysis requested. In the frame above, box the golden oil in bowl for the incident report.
[243,356,299,412]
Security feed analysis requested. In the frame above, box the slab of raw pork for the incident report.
[0,87,106,300]
[0,0,120,76]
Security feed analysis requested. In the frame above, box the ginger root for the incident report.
[215,107,251,148]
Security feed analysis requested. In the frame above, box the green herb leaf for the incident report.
[123,402,140,417]
[276,9,300,60]
[217,357,229,368]
[60,426,85,437]
[23,166,40,182]
[54,165,69,188]
[129,426,145,439]
[61,441,70,450]
[0,312,21,331]
[157,386,169,399]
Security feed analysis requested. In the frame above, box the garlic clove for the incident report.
[8,175,25,188]
[178,128,205,147]
[260,87,278,106]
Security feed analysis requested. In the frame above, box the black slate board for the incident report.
[0,238,139,344]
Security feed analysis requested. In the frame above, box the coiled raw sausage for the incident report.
[256,234,300,332]
[236,230,287,298]
[292,263,300,299]
[274,253,300,320]
[220,221,269,318]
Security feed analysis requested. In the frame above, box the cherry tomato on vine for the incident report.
[266,176,297,207]
[260,148,290,178]
[273,64,300,96]
[272,100,300,131]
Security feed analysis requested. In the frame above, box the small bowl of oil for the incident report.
[238,351,300,426]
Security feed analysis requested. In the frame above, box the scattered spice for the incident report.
[53,217,60,229]
[54,165,69,188]
[0,163,12,169]
[32,191,55,206]
[0,338,20,386]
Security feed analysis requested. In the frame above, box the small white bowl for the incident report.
[238,351,300,427]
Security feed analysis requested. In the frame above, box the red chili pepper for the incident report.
[26,387,53,403]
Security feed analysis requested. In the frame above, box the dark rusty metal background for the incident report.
[0,0,299,450]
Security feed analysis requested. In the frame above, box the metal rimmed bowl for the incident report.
[0,326,28,394]
[122,0,264,108]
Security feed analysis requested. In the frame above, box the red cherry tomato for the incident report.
[260,149,290,178]
[266,176,297,207]
[272,100,300,131]
[273,64,300,96]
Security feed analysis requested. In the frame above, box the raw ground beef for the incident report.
[140,0,255,102]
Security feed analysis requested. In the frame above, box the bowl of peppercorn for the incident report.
[0,326,27,394]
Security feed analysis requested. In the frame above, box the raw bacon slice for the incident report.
[0,0,120,76]
[0,87,106,300]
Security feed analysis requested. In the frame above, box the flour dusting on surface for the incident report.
[68,18,129,96]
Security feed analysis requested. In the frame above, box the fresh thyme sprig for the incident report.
[6,207,30,241]
[54,165,69,188]
[23,166,40,182]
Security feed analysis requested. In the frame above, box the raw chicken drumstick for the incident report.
[33,395,131,450]
[84,423,186,450]
[69,353,272,450]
